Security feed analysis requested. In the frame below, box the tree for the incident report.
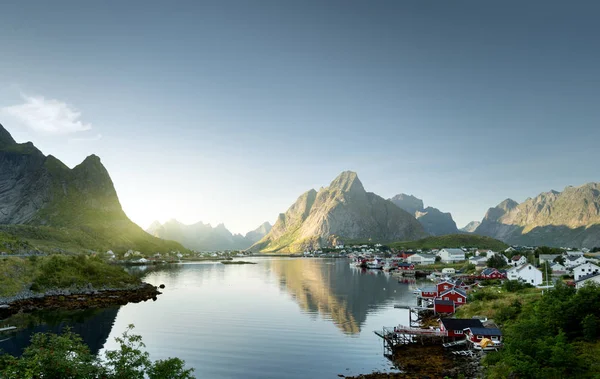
[435,255,441,262]
[487,254,507,269]
[540,261,552,284]
[553,255,565,265]
[0,325,195,379]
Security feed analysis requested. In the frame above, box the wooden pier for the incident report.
[374,325,449,354]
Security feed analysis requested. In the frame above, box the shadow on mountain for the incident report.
[268,259,399,334]
[0,307,119,356]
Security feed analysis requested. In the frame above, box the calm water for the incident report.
[1,258,422,378]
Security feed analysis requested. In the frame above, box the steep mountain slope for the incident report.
[389,194,459,236]
[250,171,427,253]
[0,122,185,253]
[474,184,600,247]
[460,221,481,233]
[147,220,271,251]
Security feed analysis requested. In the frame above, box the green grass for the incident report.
[454,286,542,321]
[0,255,140,298]
[389,234,508,251]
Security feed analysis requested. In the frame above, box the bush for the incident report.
[0,325,194,379]
[502,280,533,292]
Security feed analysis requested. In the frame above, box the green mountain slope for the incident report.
[250,171,427,253]
[0,123,185,253]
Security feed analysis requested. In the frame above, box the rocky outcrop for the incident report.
[249,171,427,253]
[460,221,481,233]
[389,194,458,236]
[147,219,272,251]
[0,283,161,319]
[474,183,600,248]
[0,122,185,253]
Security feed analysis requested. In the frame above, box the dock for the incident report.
[0,326,16,332]
[374,325,449,354]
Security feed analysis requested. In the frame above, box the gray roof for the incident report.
[539,254,560,260]
[442,248,465,254]
[575,272,600,283]
[440,288,467,297]
[467,327,502,336]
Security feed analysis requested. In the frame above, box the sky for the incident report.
[0,1,599,234]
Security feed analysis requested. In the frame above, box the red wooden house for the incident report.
[397,262,415,270]
[464,327,503,350]
[420,287,438,298]
[439,318,484,338]
[480,268,506,280]
[433,299,455,314]
[438,288,467,306]
[436,280,455,294]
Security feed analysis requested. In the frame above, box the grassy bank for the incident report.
[390,234,508,251]
[0,255,140,298]
[454,285,542,321]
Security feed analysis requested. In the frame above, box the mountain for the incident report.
[474,184,600,248]
[249,171,427,253]
[245,221,272,244]
[460,221,481,233]
[0,122,185,253]
[147,220,271,251]
[389,194,459,236]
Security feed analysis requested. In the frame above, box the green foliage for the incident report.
[0,325,195,378]
[484,282,600,378]
[535,246,566,256]
[390,234,508,251]
[0,255,140,298]
[554,255,565,265]
[503,280,534,292]
[487,254,507,269]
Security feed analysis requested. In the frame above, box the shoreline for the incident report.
[0,283,161,319]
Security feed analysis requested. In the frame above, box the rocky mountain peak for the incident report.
[0,123,17,148]
[498,198,519,211]
[328,171,364,193]
[389,194,424,215]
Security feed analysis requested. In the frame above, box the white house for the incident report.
[407,253,437,265]
[505,247,516,253]
[565,255,586,268]
[510,255,528,267]
[437,248,466,263]
[539,254,561,264]
[575,273,600,289]
[574,263,600,281]
[507,264,543,286]
[468,256,488,266]
[567,251,585,257]
[550,262,568,273]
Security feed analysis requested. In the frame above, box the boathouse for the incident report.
[397,262,415,270]
[420,287,438,298]
[439,318,484,338]
[433,299,455,314]
[480,268,506,280]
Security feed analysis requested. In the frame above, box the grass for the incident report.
[389,234,508,251]
[454,286,542,321]
[0,255,140,298]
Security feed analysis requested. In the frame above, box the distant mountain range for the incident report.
[249,171,427,253]
[473,184,600,248]
[389,194,459,236]
[146,220,271,251]
[0,122,185,253]
[460,221,481,233]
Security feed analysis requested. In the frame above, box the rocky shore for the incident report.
[0,283,161,319]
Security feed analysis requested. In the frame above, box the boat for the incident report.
[366,260,384,269]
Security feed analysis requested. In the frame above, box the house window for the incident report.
[529,266,531,270]
[457,298,463,303]
[454,330,462,334]
[531,279,534,283]
[444,297,449,300]
[476,335,483,339]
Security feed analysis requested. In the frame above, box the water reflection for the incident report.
[268,259,402,334]
[0,307,119,356]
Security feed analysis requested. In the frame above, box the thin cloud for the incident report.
[0,94,92,134]
[68,133,103,143]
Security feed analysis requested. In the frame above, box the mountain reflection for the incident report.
[0,307,119,356]
[268,259,397,334]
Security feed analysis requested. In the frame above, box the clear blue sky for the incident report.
[1,1,599,233]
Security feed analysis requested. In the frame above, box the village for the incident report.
[359,244,600,371]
